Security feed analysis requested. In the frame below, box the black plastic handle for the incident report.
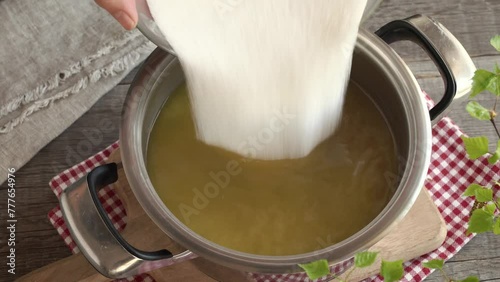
[375,19,457,121]
[87,163,173,261]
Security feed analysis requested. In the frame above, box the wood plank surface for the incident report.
[1,0,500,281]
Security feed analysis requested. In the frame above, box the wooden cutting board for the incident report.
[18,149,446,282]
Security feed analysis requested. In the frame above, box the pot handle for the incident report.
[60,163,193,279]
[375,14,476,121]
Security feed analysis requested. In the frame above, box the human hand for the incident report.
[95,0,138,30]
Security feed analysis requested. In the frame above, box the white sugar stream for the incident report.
[147,0,367,159]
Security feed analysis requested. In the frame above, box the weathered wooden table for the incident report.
[1,0,499,281]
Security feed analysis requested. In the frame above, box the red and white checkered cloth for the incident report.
[47,113,499,281]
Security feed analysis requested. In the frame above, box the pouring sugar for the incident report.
[147,0,367,160]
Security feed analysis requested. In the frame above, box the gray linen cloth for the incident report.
[0,0,156,184]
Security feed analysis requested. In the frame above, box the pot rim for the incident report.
[137,0,384,54]
[120,28,432,273]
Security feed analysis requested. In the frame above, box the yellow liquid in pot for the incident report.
[147,83,397,256]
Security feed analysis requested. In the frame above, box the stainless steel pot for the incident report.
[60,15,475,279]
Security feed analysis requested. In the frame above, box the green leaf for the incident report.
[468,209,495,234]
[380,260,404,282]
[494,218,500,235]
[463,184,482,197]
[354,251,378,268]
[486,74,500,96]
[422,259,444,270]
[298,260,330,280]
[461,136,490,159]
[489,141,500,164]
[466,101,491,121]
[495,63,500,75]
[485,203,497,215]
[489,154,500,165]
[471,69,496,97]
[475,187,493,202]
[491,35,500,52]
[459,276,480,282]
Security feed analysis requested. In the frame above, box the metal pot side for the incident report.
[120,29,431,274]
